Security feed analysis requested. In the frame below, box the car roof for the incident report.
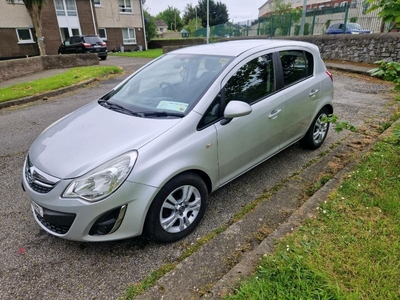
[169,39,319,57]
[331,22,358,25]
[69,35,100,38]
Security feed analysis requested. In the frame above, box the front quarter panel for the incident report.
[128,111,219,192]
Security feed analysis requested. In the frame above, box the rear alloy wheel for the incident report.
[300,107,330,150]
[145,173,208,243]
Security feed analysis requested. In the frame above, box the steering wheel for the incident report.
[159,82,180,99]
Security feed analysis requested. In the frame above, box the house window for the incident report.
[6,0,24,4]
[16,28,34,44]
[99,28,107,40]
[93,0,101,6]
[55,0,65,15]
[122,28,136,44]
[340,1,348,6]
[55,0,77,16]
[65,0,77,16]
[334,3,339,7]
[119,0,132,13]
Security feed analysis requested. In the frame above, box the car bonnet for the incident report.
[28,101,181,179]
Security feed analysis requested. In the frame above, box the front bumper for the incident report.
[22,162,158,242]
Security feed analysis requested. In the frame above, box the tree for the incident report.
[367,0,400,31]
[143,10,157,41]
[196,0,229,28]
[182,3,197,25]
[183,18,203,36]
[156,6,183,31]
[10,0,47,56]
[270,0,302,36]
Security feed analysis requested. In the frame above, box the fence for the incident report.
[194,1,387,38]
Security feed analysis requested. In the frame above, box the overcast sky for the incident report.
[144,0,265,22]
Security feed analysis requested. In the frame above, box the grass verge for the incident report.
[109,49,163,59]
[224,123,400,299]
[0,66,122,103]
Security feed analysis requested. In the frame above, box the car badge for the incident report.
[26,167,35,184]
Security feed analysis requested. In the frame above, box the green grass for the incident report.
[0,66,122,103]
[224,123,400,299]
[109,49,163,59]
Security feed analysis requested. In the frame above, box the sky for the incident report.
[144,0,265,22]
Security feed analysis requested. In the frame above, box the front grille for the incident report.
[30,181,54,194]
[36,213,71,234]
[34,209,76,235]
[25,156,60,194]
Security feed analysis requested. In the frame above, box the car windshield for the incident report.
[101,53,233,117]
[347,23,363,30]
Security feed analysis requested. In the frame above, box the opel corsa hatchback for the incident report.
[23,40,334,243]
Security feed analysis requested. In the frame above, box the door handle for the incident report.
[309,89,319,97]
[268,109,282,119]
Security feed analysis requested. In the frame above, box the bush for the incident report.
[368,60,400,90]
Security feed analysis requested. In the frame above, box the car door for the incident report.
[278,49,321,146]
[67,36,81,54]
[327,23,342,34]
[213,52,286,186]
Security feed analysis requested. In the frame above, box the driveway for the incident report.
[0,63,395,299]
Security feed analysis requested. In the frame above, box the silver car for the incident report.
[22,40,333,243]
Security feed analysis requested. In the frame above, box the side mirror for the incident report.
[221,101,252,125]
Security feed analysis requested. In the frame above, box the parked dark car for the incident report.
[58,35,107,60]
[326,22,371,34]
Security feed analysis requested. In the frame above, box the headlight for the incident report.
[62,151,138,202]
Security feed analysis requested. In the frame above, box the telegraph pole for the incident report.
[207,0,209,43]
[300,0,307,35]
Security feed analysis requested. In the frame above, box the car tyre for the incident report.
[145,173,208,243]
[100,56,107,61]
[300,107,330,150]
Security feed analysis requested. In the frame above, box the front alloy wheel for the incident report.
[145,173,208,243]
[160,185,202,233]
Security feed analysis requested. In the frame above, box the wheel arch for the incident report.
[172,169,213,194]
[324,103,333,115]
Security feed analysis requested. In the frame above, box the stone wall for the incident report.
[228,33,400,63]
[148,38,206,49]
[0,54,99,82]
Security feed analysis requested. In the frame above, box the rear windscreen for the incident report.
[84,37,102,44]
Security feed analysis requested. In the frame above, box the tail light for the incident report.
[326,70,333,81]
[83,43,92,48]
[101,42,106,46]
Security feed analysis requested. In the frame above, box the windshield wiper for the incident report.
[138,111,184,118]
[99,100,144,117]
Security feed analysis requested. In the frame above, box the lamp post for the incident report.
[300,0,307,35]
[206,0,209,43]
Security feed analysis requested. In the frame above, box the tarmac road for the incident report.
[0,60,395,299]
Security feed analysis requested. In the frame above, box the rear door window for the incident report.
[279,50,313,87]
[70,36,81,44]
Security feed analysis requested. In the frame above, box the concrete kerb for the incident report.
[0,79,96,110]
